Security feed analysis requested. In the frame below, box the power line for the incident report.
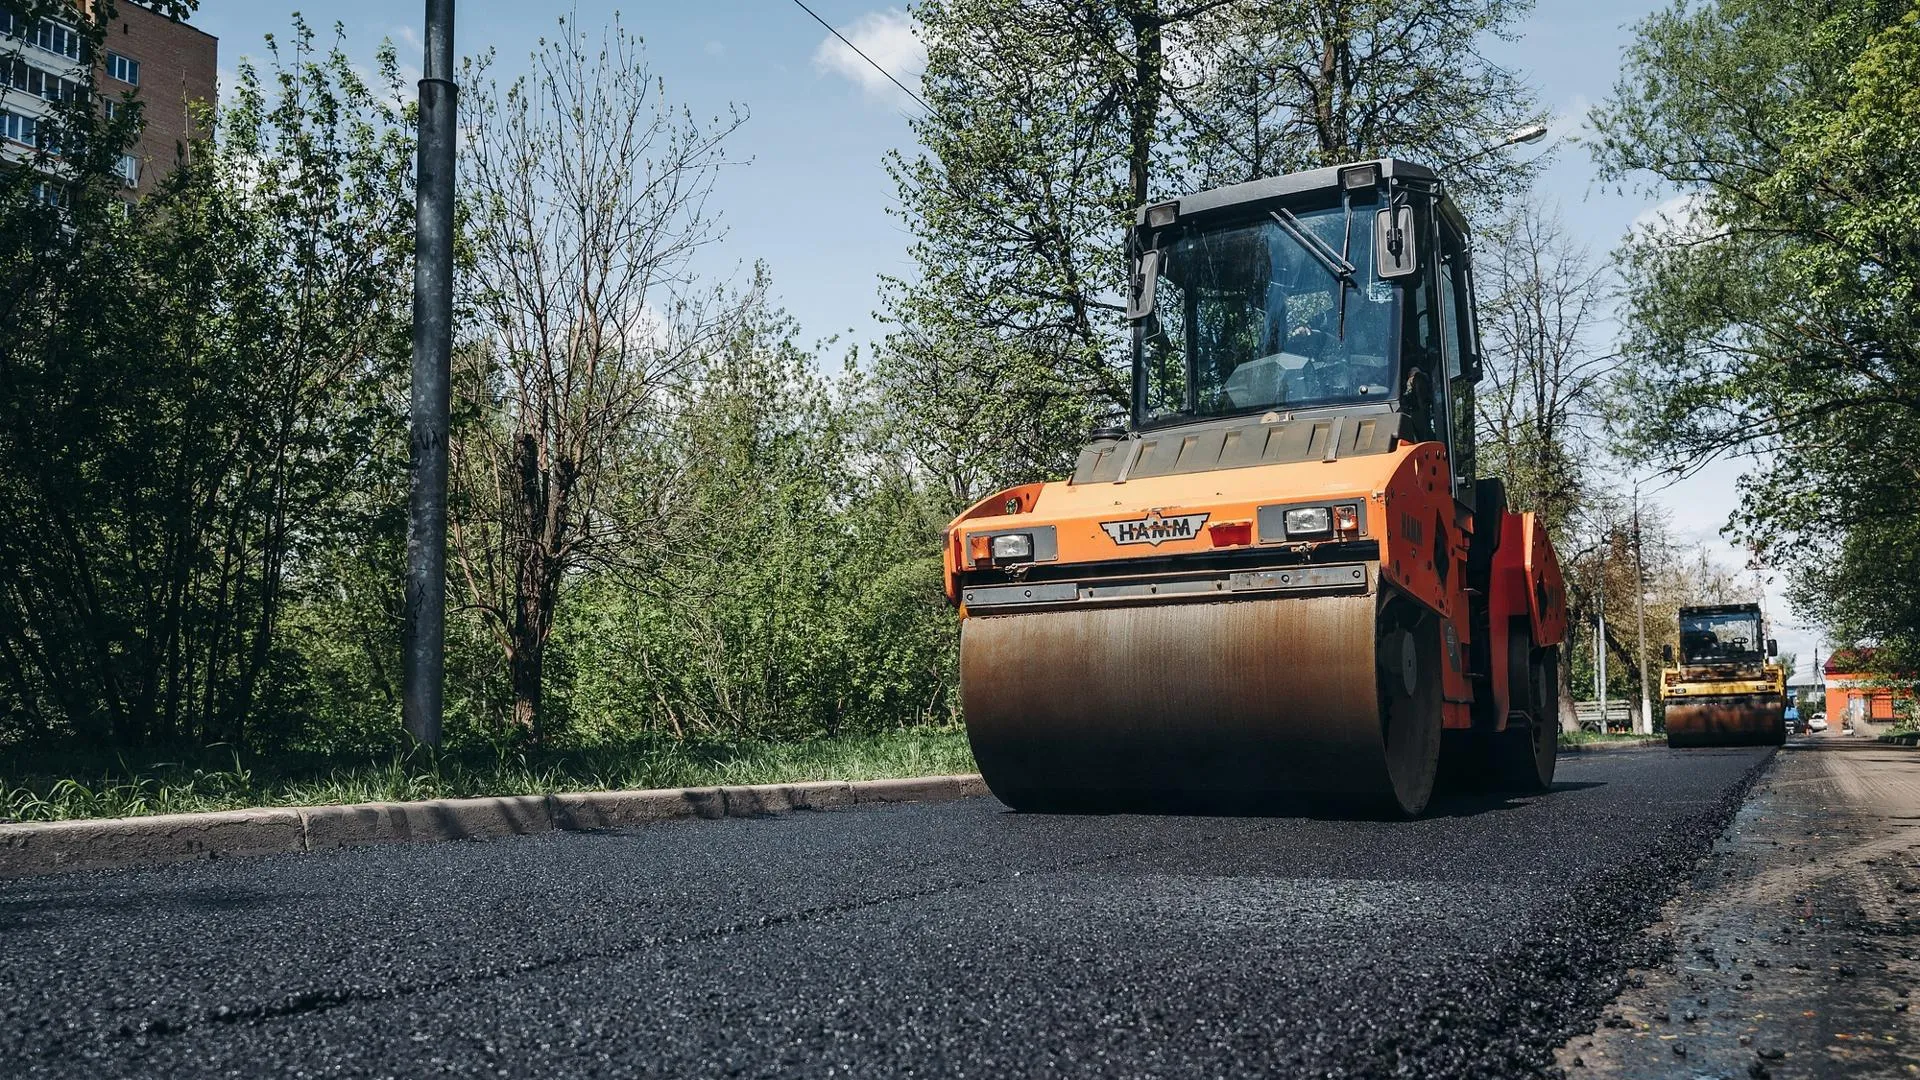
[788,0,933,115]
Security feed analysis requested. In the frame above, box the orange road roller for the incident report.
[943,159,1569,816]
[1661,603,1786,747]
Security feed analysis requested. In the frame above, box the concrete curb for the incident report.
[1559,737,1667,754]
[0,774,990,880]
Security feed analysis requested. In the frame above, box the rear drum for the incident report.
[1665,696,1786,747]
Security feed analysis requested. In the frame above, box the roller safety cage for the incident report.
[944,159,1570,817]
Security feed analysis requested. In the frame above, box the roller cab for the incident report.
[1662,604,1786,747]
[945,159,1569,816]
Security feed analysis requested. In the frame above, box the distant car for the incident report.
[1808,715,1829,732]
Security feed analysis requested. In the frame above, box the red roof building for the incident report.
[1824,649,1915,728]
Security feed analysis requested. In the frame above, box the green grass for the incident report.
[0,727,978,824]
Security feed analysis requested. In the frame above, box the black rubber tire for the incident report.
[1488,640,1558,794]
[1377,601,1445,817]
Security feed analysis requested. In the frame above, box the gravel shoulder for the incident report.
[1557,736,1920,1079]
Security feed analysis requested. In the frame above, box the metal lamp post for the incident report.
[404,0,457,747]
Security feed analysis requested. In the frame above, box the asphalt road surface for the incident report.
[2,747,1772,1079]
[1562,738,1920,1078]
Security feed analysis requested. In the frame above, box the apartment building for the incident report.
[0,1,216,196]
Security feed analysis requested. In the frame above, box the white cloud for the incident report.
[704,40,726,58]
[389,25,424,60]
[812,9,925,105]
[1546,94,1590,143]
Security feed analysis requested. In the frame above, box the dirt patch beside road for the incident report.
[1557,737,1920,1078]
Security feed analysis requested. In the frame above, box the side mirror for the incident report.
[1126,249,1160,320]
[1662,644,1674,664]
[1375,206,1418,279]
[1767,638,1778,657]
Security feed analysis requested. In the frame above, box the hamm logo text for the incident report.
[1100,512,1209,547]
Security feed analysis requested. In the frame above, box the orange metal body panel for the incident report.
[1372,443,1476,725]
[945,439,1503,729]
[944,435,1572,736]
[1483,511,1571,730]
[1515,513,1568,647]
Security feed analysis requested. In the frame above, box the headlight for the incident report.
[991,533,1034,561]
[1283,506,1332,536]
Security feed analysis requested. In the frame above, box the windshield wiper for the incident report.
[1268,208,1356,284]
[1270,207,1358,341]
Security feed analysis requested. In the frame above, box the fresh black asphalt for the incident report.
[2,747,1771,1078]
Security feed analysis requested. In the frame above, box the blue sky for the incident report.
[186,0,1820,674]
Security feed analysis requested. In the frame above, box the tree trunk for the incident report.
[1126,1,1163,209]
[1558,644,1579,733]
[510,633,543,739]
[509,554,551,740]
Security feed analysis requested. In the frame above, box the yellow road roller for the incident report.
[943,159,1570,816]
[1662,603,1786,747]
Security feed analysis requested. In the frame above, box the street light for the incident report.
[1448,122,1551,170]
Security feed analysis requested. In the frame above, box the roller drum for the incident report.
[1664,696,1786,747]
[961,593,1442,815]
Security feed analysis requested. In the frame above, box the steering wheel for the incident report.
[1289,325,1336,360]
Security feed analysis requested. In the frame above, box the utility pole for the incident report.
[1813,645,1821,718]
[1633,483,1651,736]
[403,0,457,748]
[1597,603,1609,734]
[1593,543,1608,734]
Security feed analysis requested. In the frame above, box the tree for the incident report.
[1473,201,1610,539]
[1173,0,1545,199]
[880,0,1547,505]
[1591,0,1920,668]
[0,19,416,750]
[560,288,960,739]
[877,0,1138,504]
[451,17,745,740]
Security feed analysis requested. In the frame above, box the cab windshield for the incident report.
[1679,611,1763,665]
[1134,198,1397,425]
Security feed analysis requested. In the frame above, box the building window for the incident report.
[30,19,82,62]
[116,152,138,188]
[2,57,82,102]
[106,51,139,86]
[1,110,38,148]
